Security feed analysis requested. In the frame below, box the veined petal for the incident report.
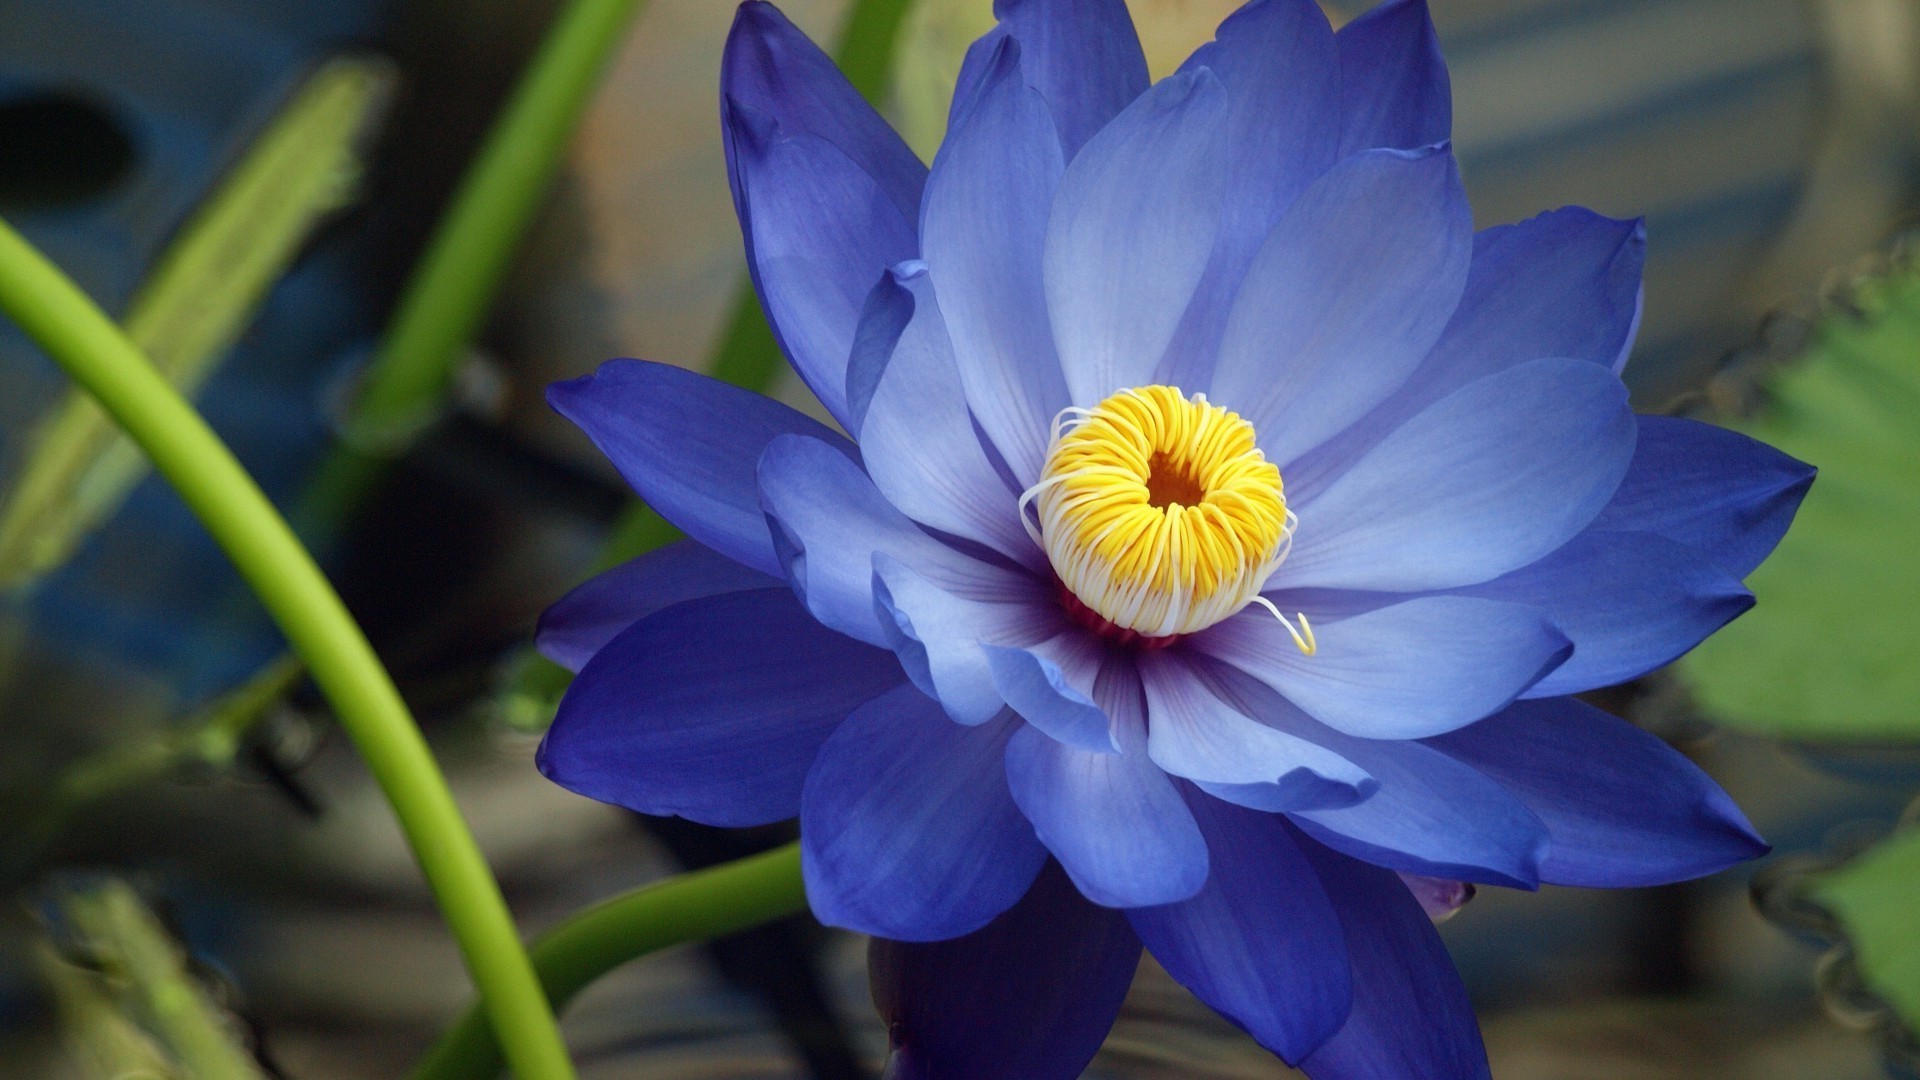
[1158,0,1341,388]
[759,433,1022,648]
[1139,650,1374,800]
[1046,67,1233,406]
[873,860,1140,1080]
[1195,596,1570,740]
[1283,208,1644,496]
[1592,414,1816,579]
[536,541,780,672]
[873,553,1058,726]
[1466,530,1753,697]
[1335,0,1450,155]
[540,589,903,827]
[802,688,1045,940]
[1427,697,1767,887]
[1004,679,1208,908]
[722,2,924,221]
[985,633,1113,752]
[1296,832,1491,1080]
[548,360,854,577]
[1282,357,1636,591]
[1129,794,1351,1065]
[855,264,1041,565]
[724,106,917,424]
[954,0,1148,161]
[922,37,1070,486]
[1207,145,1471,466]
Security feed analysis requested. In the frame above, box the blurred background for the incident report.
[0,0,1917,1076]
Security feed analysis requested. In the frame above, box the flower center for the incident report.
[1020,386,1312,650]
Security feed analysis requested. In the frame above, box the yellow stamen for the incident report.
[1020,386,1314,649]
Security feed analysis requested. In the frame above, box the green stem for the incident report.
[411,843,807,1080]
[344,0,650,450]
[0,220,575,1080]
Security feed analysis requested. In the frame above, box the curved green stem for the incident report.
[0,220,575,1080]
[411,842,806,1080]
[344,0,649,450]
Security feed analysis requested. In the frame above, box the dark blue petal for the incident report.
[1427,697,1768,887]
[1591,415,1815,579]
[1159,0,1341,387]
[1283,357,1636,591]
[1335,0,1450,155]
[1138,650,1373,797]
[1295,831,1491,1080]
[536,541,780,672]
[802,687,1045,940]
[723,105,917,424]
[721,2,925,221]
[1289,716,1549,888]
[872,553,1059,726]
[1046,67,1233,405]
[548,360,855,577]
[872,860,1140,1080]
[1208,145,1471,467]
[922,37,1070,485]
[857,266,1041,566]
[1284,208,1643,496]
[1464,530,1752,697]
[1129,792,1351,1064]
[1195,596,1570,739]
[540,588,902,827]
[954,0,1148,161]
[1004,682,1209,908]
[759,433,1026,648]
[985,634,1113,752]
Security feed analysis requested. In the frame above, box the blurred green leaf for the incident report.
[1815,826,1920,1030]
[0,58,390,589]
[1678,266,1920,740]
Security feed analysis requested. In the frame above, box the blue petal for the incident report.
[954,0,1148,161]
[872,553,1058,726]
[1290,721,1550,888]
[1335,0,1450,155]
[758,433,1023,648]
[1158,0,1341,388]
[1283,208,1644,495]
[985,634,1114,752]
[1427,697,1768,887]
[1004,692,1209,908]
[723,105,917,424]
[1207,146,1471,466]
[854,264,1042,565]
[1282,357,1636,591]
[873,860,1140,1080]
[540,589,903,827]
[721,2,925,221]
[922,37,1070,485]
[1045,67,1233,406]
[1139,651,1374,798]
[1195,596,1570,739]
[548,360,854,577]
[1295,832,1491,1080]
[802,688,1045,940]
[536,541,780,672]
[1591,414,1815,579]
[1464,530,1752,697]
[1129,792,1351,1064]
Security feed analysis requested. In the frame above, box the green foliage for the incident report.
[0,58,389,589]
[1815,825,1920,1031]
[1678,266,1920,740]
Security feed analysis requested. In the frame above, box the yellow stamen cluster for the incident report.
[1022,385,1305,642]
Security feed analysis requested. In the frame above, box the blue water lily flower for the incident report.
[536,0,1813,1075]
